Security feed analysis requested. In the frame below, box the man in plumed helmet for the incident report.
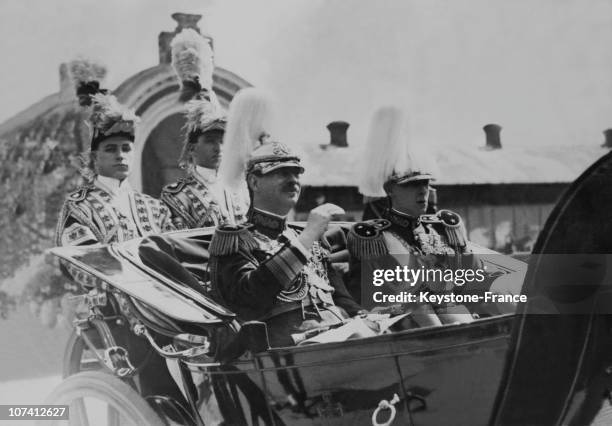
[359,108,438,220]
[161,29,247,228]
[348,107,481,326]
[56,60,175,248]
[209,103,363,346]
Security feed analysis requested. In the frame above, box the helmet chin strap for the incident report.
[388,188,428,218]
[251,198,291,218]
[389,200,423,218]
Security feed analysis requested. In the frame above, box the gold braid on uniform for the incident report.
[347,219,391,260]
[209,224,258,256]
[420,209,467,251]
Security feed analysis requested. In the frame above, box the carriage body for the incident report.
[49,222,524,426]
[43,146,612,426]
[206,315,514,426]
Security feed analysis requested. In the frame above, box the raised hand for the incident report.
[298,203,345,249]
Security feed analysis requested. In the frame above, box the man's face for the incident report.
[193,130,223,169]
[92,136,134,181]
[249,167,302,214]
[388,179,430,217]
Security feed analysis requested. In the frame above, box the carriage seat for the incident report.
[138,233,221,301]
[136,225,353,327]
[138,226,351,305]
[136,233,236,332]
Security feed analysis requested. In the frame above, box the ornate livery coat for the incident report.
[161,168,247,229]
[55,182,175,247]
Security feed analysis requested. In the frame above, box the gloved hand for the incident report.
[299,203,345,249]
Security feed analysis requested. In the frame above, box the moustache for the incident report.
[282,183,300,192]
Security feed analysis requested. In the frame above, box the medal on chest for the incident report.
[413,224,455,255]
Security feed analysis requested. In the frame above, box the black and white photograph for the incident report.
[1,1,612,425]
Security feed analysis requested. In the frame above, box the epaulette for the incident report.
[67,185,93,202]
[420,209,467,248]
[162,179,189,195]
[209,223,258,256]
[347,219,391,260]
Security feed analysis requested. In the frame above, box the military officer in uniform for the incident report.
[161,29,247,228]
[349,107,478,326]
[359,107,438,220]
[56,60,175,248]
[209,141,363,347]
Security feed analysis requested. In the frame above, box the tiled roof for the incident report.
[300,143,609,186]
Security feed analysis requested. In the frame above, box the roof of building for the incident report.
[300,142,609,186]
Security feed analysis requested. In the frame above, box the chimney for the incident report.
[602,129,612,148]
[483,123,502,150]
[58,63,74,102]
[326,121,349,147]
[158,13,211,65]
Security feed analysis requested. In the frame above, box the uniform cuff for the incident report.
[263,244,309,289]
[283,232,311,260]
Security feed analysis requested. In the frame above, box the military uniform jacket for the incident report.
[55,179,175,247]
[347,208,481,301]
[361,197,390,221]
[161,167,247,229]
[209,208,362,322]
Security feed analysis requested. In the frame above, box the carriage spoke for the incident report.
[107,404,121,426]
[71,398,90,426]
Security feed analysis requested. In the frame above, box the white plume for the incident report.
[171,28,214,91]
[358,106,406,197]
[218,88,279,191]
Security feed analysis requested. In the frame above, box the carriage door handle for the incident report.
[372,393,400,426]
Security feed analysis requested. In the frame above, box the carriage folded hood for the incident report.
[49,228,235,324]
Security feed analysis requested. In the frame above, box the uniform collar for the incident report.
[386,208,419,229]
[248,208,287,239]
[94,175,132,197]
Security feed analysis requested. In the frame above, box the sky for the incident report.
[1,0,611,149]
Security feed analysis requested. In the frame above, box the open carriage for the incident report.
[45,150,612,426]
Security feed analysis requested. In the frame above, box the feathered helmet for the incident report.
[217,88,280,191]
[171,29,226,170]
[69,59,140,151]
[358,106,435,197]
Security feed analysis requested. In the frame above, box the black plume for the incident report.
[76,81,107,107]
[179,77,202,103]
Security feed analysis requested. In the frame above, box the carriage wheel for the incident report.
[44,371,165,426]
[63,330,140,425]
[63,329,105,377]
